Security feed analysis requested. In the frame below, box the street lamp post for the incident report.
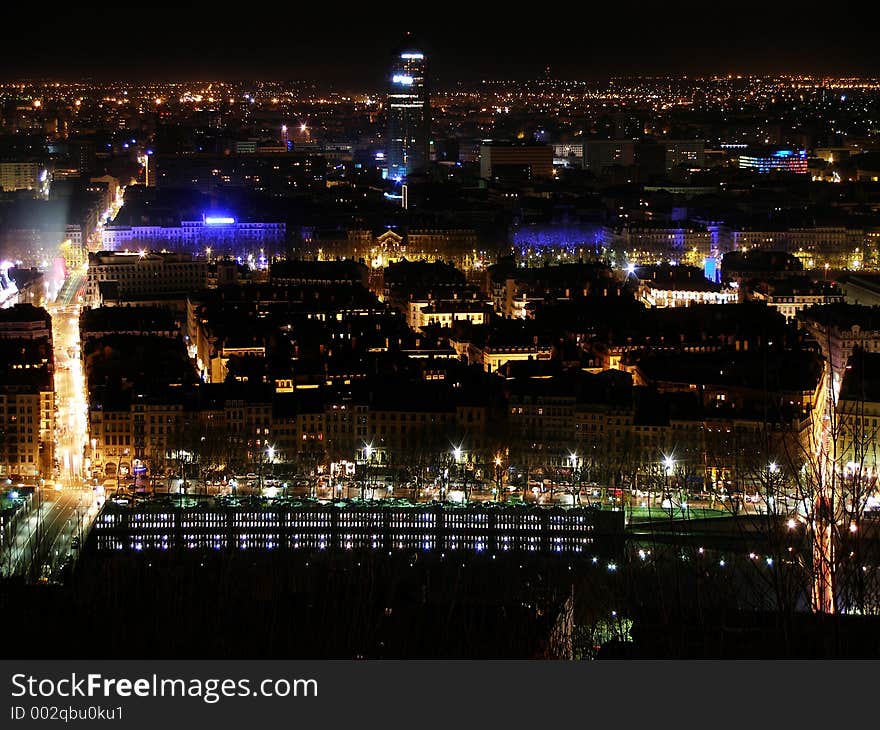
[451,445,463,502]
[663,455,675,518]
[260,444,274,496]
[569,452,580,505]
[362,443,374,500]
[767,461,779,516]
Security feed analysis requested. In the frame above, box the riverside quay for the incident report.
[90,498,625,556]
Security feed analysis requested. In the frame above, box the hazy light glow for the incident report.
[204,216,235,225]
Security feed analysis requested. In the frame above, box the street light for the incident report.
[362,443,374,500]
[450,446,464,501]
[568,452,581,505]
[662,454,675,516]
[258,444,274,495]
[765,461,780,515]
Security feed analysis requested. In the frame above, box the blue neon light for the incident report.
[771,149,805,158]
[400,53,424,60]
[703,256,720,283]
[392,75,414,85]
[204,216,235,225]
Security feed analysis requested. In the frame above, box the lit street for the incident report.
[3,10,880,667]
[49,272,89,485]
[2,487,94,579]
[13,269,101,580]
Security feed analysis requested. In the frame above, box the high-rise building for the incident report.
[386,41,429,181]
[480,142,554,181]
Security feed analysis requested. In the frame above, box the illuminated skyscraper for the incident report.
[386,41,429,181]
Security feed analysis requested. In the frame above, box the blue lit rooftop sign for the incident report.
[400,53,424,60]
[204,216,235,225]
[771,149,805,158]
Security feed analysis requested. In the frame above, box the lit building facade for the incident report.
[836,351,880,483]
[738,148,808,174]
[386,45,429,180]
[640,281,738,308]
[0,162,48,196]
[0,387,54,477]
[86,251,208,307]
[101,217,286,258]
[92,501,623,555]
[0,322,55,477]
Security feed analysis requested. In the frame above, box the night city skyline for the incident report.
[3,4,880,669]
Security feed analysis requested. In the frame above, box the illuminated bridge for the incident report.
[88,499,624,556]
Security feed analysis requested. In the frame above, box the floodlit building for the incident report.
[386,43,429,180]
[738,147,808,174]
[101,217,286,258]
[0,161,48,195]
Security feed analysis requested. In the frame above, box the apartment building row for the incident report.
[0,306,55,478]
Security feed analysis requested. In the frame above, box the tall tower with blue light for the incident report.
[386,38,429,181]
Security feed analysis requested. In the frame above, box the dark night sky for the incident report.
[3,2,880,87]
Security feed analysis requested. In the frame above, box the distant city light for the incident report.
[204,216,235,225]
[392,75,414,85]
